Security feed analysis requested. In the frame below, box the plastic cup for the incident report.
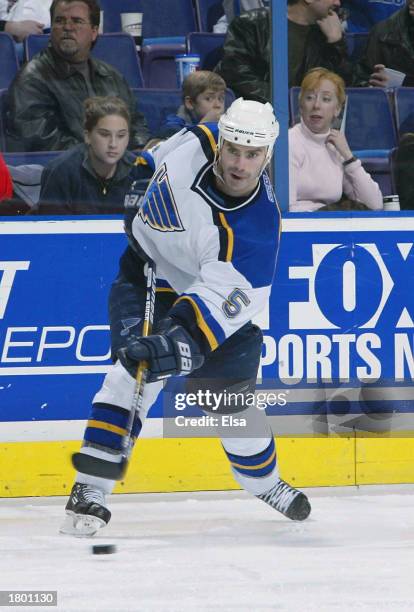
[121,12,143,47]
[175,54,200,87]
[383,195,400,211]
[383,68,405,88]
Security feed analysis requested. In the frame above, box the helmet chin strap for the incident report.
[258,156,270,177]
[212,147,225,184]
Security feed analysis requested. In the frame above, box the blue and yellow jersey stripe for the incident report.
[172,293,226,352]
[134,150,155,171]
[191,124,218,160]
[212,210,234,262]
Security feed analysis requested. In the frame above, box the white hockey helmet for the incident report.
[217,98,279,167]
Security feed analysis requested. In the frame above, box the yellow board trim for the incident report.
[198,124,217,153]
[218,212,234,262]
[87,419,127,437]
[0,436,414,497]
[230,449,276,471]
[1,435,413,498]
[174,295,219,351]
[355,434,414,484]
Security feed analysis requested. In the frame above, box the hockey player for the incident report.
[60,98,311,536]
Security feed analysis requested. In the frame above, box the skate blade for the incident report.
[59,512,106,538]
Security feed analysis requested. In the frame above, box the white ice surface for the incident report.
[0,486,413,611]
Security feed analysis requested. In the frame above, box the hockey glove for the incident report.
[118,321,204,382]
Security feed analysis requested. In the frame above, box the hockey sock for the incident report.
[222,436,280,496]
[74,361,163,487]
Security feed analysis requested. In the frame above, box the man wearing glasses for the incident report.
[6,0,150,151]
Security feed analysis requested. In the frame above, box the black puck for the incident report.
[92,544,117,555]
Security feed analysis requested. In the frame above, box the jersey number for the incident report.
[222,289,250,318]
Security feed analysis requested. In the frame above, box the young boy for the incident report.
[161,70,226,137]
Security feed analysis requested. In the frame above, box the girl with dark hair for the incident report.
[38,96,135,214]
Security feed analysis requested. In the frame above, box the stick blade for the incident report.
[71,452,127,480]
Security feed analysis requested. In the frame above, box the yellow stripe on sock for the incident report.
[230,449,276,471]
[87,419,127,437]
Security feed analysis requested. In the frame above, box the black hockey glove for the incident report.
[118,320,204,382]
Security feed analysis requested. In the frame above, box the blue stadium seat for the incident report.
[361,158,392,197]
[25,33,144,88]
[394,87,414,137]
[99,0,197,42]
[0,33,19,89]
[24,33,48,59]
[289,87,397,158]
[92,33,144,88]
[194,0,224,32]
[132,88,182,135]
[132,87,235,136]
[2,151,61,167]
[141,43,186,89]
[186,32,226,70]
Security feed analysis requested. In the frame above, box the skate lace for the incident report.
[77,484,105,506]
[259,480,299,513]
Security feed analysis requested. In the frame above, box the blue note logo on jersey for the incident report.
[138,163,184,233]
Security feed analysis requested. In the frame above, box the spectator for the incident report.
[355,2,414,87]
[342,0,403,33]
[160,71,226,138]
[394,133,414,210]
[0,0,45,41]
[6,0,150,152]
[38,96,135,214]
[289,68,383,212]
[0,152,13,201]
[213,0,268,33]
[215,0,355,102]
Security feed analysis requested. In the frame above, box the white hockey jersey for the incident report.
[129,124,281,353]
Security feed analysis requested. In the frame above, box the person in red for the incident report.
[0,153,13,202]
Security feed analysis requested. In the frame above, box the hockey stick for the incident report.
[72,260,157,480]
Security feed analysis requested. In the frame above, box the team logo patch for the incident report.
[120,317,142,336]
[138,164,184,232]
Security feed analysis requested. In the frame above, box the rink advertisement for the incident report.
[0,215,413,495]
[262,216,414,387]
[259,215,414,432]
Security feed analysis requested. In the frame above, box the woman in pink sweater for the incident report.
[289,68,383,212]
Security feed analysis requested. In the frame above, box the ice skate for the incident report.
[257,479,311,521]
[59,483,111,537]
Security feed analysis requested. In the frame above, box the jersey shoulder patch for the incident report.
[137,163,184,233]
